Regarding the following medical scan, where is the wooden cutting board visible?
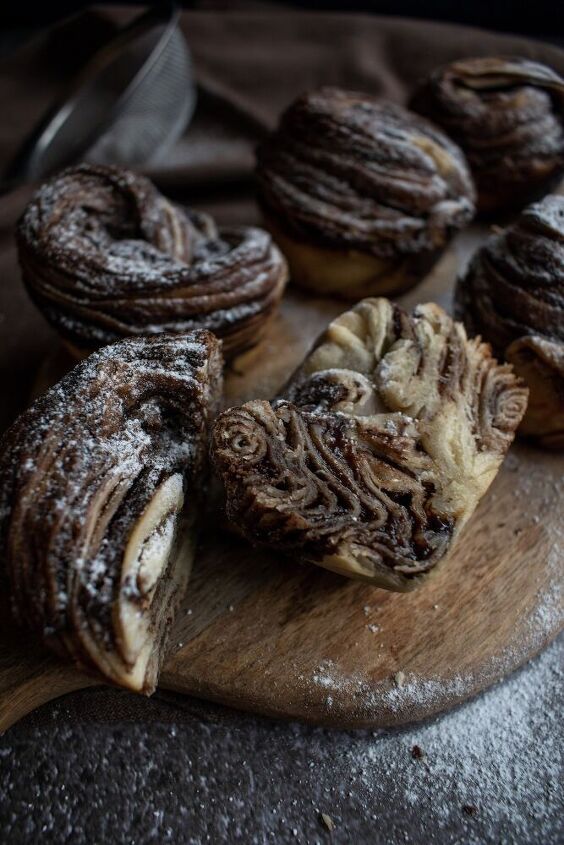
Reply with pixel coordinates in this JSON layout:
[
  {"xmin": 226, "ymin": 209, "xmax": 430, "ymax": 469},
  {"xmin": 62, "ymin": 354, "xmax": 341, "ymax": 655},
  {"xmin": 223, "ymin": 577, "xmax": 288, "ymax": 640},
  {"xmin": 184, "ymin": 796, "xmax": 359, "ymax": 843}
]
[{"xmin": 0, "ymin": 228, "xmax": 562, "ymax": 733}]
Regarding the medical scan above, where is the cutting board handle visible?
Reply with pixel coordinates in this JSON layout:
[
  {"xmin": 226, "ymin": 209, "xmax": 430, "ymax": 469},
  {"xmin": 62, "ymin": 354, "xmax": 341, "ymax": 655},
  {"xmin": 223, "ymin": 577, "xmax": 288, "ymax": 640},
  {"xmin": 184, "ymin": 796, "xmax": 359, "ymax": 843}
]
[{"xmin": 0, "ymin": 622, "xmax": 96, "ymax": 733}]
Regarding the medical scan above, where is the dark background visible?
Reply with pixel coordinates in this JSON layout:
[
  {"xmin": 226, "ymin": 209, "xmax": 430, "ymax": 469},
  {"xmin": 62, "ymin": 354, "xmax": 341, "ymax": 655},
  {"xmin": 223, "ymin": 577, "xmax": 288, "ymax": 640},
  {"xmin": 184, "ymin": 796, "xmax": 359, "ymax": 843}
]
[{"xmin": 2, "ymin": 0, "xmax": 564, "ymax": 40}]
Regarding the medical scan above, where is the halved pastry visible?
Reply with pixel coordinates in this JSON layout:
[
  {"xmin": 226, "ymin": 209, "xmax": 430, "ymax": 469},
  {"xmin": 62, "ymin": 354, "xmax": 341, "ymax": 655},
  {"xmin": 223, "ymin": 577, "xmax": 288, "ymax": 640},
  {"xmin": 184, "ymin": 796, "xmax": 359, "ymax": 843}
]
[
  {"xmin": 0, "ymin": 331, "xmax": 222, "ymax": 692},
  {"xmin": 212, "ymin": 299, "xmax": 527, "ymax": 591},
  {"xmin": 17, "ymin": 164, "xmax": 288, "ymax": 359}
]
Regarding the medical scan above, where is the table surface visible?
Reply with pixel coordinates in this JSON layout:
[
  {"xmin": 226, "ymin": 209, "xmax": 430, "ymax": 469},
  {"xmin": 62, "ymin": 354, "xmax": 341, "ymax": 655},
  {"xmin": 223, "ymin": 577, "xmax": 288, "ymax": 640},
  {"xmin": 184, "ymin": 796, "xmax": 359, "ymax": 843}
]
[{"xmin": 0, "ymin": 636, "xmax": 562, "ymax": 844}]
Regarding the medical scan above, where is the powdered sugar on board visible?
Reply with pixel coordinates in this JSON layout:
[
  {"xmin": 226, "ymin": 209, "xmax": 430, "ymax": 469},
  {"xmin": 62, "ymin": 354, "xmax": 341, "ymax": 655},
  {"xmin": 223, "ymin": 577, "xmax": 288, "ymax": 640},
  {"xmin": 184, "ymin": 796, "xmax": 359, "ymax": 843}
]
[{"xmin": 307, "ymin": 560, "xmax": 562, "ymax": 723}]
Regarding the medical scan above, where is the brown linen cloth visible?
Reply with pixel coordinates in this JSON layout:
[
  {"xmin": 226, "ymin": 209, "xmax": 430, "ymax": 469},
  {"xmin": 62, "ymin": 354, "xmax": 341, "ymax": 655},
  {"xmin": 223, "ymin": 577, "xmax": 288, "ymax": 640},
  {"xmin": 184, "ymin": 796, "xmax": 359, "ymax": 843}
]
[{"xmin": 0, "ymin": 6, "xmax": 563, "ymax": 722}]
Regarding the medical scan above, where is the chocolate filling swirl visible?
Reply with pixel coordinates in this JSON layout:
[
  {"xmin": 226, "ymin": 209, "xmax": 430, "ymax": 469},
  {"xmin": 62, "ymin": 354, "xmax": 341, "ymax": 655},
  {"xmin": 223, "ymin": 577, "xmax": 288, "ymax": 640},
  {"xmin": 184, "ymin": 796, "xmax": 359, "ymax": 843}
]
[
  {"xmin": 456, "ymin": 194, "xmax": 564, "ymax": 447},
  {"xmin": 256, "ymin": 88, "xmax": 475, "ymax": 257},
  {"xmin": 411, "ymin": 57, "xmax": 564, "ymax": 213},
  {"xmin": 17, "ymin": 164, "xmax": 288, "ymax": 358},
  {"xmin": 0, "ymin": 332, "xmax": 223, "ymax": 691},
  {"xmin": 212, "ymin": 299, "xmax": 527, "ymax": 591}
]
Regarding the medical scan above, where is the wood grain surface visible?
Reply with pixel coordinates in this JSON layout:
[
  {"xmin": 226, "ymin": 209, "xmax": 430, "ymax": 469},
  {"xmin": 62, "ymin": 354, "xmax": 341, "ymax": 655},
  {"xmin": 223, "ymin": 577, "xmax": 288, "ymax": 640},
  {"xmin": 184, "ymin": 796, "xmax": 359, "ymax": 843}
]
[{"xmin": 0, "ymin": 227, "xmax": 562, "ymax": 733}]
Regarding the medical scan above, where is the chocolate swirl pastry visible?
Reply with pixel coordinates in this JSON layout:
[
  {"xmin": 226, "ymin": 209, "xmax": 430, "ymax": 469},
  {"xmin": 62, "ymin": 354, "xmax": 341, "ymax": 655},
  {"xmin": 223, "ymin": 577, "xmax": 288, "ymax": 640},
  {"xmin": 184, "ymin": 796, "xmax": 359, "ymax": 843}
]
[
  {"xmin": 17, "ymin": 164, "xmax": 288, "ymax": 359},
  {"xmin": 456, "ymin": 194, "xmax": 564, "ymax": 448},
  {"xmin": 0, "ymin": 331, "xmax": 222, "ymax": 692},
  {"xmin": 255, "ymin": 87, "xmax": 475, "ymax": 300},
  {"xmin": 410, "ymin": 57, "xmax": 564, "ymax": 213},
  {"xmin": 212, "ymin": 299, "xmax": 527, "ymax": 591}
]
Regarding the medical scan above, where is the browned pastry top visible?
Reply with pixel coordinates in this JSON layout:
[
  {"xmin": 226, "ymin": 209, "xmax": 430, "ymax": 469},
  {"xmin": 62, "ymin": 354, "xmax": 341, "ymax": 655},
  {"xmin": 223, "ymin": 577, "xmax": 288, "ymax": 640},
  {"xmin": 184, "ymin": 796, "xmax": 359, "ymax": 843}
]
[
  {"xmin": 456, "ymin": 194, "xmax": 564, "ymax": 447},
  {"xmin": 410, "ymin": 57, "xmax": 564, "ymax": 210},
  {"xmin": 255, "ymin": 87, "xmax": 475, "ymax": 256},
  {"xmin": 17, "ymin": 164, "xmax": 287, "ymax": 357},
  {"xmin": 212, "ymin": 299, "xmax": 527, "ymax": 591},
  {"xmin": 0, "ymin": 331, "xmax": 223, "ymax": 691},
  {"xmin": 456, "ymin": 194, "xmax": 564, "ymax": 353}
]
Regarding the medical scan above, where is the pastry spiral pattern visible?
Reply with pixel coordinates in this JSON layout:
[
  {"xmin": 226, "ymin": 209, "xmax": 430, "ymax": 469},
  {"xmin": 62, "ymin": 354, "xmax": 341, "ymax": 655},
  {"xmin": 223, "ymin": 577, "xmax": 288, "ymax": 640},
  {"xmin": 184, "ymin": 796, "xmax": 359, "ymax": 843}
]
[
  {"xmin": 212, "ymin": 299, "xmax": 527, "ymax": 591},
  {"xmin": 255, "ymin": 87, "xmax": 475, "ymax": 299},
  {"xmin": 411, "ymin": 57, "xmax": 564, "ymax": 213},
  {"xmin": 456, "ymin": 194, "xmax": 564, "ymax": 448},
  {"xmin": 0, "ymin": 332, "xmax": 223, "ymax": 692},
  {"xmin": 17, "ymin": 164, "xmax": 288, "ymax": 358}
]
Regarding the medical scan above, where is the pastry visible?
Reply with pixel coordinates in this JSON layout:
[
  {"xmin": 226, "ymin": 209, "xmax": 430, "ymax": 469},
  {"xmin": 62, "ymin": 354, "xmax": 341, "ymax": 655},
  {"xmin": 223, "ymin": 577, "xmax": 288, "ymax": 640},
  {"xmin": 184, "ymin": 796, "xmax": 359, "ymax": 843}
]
[
  {"xmin": 0, "ymin": 331, "xmax": 223, "ymax": 692},
  {"xmin": 410, "ymin": 57, "xmax": 564, "ymax": 213},
  {"xmin": 456, "ymin": 194, "xmax": 564, "ymax": 448},
  {"xmin": 212, "ymin": 299, "xmax": 527, "ymax": 591},
  {"xmin": 255, "ymin": 87, "xmax": 475, "ymax": 299},
  {"xmin": 17, "ymin": 164, "xmax": 288, "ymax": 359}
]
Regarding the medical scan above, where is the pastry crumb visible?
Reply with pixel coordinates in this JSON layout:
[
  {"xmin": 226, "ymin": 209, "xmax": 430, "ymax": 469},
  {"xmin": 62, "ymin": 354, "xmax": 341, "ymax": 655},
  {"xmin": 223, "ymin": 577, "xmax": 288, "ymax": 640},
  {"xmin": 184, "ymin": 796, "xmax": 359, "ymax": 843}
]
[
  {"xmin": 462, "ymin": 804, "xmax": 478, "ymax": 816},
  {"xmin": 319, "ymin": 812, "xmax": 335, "ymax": 831}
]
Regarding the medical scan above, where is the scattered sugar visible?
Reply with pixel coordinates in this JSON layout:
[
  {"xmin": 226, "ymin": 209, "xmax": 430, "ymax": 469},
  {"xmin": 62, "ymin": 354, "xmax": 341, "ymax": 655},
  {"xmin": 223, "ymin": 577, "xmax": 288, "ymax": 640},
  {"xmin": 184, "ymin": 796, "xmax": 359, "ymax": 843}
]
[
  {"xmin": 0, "ymin": 332, "xmax": 218, "ymax": 629},
  {"xmin": 349, "ymin": 641, "xmax": 562, "ymax": 841},
  {"xmin": 3, "ymin": 640, "xmax": 560, "ymax": 842},
  {"xmin": 19, "ymin": 168, "xmax": 282, "ymax": 346},
  {"xmin": 311, "ymin": 672, "xmax": 334, "ymax": 689},
  {"xmin": 308, "ymin": 568, "xmax": 562, "ymax": 721}
]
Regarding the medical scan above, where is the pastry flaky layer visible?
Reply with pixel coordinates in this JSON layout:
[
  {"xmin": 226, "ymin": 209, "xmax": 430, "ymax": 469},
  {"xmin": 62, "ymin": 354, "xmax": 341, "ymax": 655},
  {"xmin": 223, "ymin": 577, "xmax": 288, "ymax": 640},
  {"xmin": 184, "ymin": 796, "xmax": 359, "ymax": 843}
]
[
  {"xmin": 256, "ymin": 87, "xmax": 475, "ymax": 298},
  {"xmin": 0, "ymin": 331, "xmax": 223, "ymax": 692},
  {"xmin": 456, "ymin": 194, "xmax": 564, "ymax": 448},
  {"xmin": 212, "ymin": 299, "xmax": 527, "ymax": 591},
  {"xmin": 411, "ymin": 56, "xmax": 564, "ymax": 213},
  {"xmin": 17, "ymin": 164, "xmax": 288, "ymax": 359}
]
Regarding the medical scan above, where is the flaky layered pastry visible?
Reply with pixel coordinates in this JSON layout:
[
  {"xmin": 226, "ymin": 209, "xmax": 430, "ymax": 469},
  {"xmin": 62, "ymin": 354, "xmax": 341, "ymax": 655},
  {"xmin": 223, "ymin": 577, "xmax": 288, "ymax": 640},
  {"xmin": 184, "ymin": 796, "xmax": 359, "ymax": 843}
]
[
  {"xmin": 457, "ymin": 194, "xmax": 564, "ymax": 448},
  {"xmin": 0, "ymin": 332, "xmax": 222, "ymax": 692},
  {"xmin": 411, "ymin": 57, "xmax": 564, "ymax": 213},
  {"xmin": 212, "ymin": 299, "xmax": 527, "ymax": 591},
  {"xmin": 17, "ymin": 164, "xmax": 287, "ymax": 359},
  {"xmin": 255, "ymin": 87, "xmax": 475, "ymax": 300}
]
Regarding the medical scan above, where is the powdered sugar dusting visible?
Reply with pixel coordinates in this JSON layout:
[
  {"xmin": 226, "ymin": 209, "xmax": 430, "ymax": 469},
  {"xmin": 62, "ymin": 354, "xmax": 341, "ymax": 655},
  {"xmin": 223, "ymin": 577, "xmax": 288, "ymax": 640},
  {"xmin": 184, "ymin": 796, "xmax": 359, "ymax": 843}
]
[
  {"xmin": 348, "ymin": 639, "xmax": 563, "ymax": 842},
  {"xmin": 0, "ymin": 331, "xmax": 222, "ymax": 679},
  {"xmin": 17, "ymin": 164, "xmax": 287, "ymax": 355},
  {"xmin": 1, "ymin": 639, "xmax": 560, "ymax": 843}
]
